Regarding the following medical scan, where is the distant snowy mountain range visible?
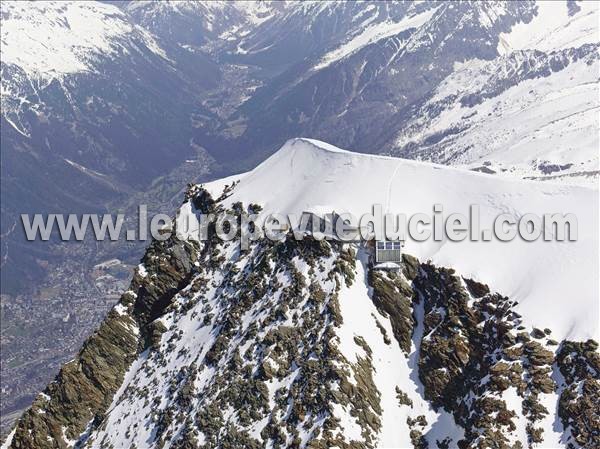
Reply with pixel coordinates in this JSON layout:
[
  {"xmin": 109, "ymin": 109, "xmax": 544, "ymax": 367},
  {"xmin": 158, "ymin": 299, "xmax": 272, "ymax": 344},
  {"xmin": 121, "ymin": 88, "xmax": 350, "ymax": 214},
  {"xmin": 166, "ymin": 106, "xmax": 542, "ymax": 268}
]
[
  {"xmin": 391, "ymin": 1, "xmax": 599, "ymax": 183},
  {"xmin": 2, "ymin": 1, "xmax": 597, "ymax": 187}
]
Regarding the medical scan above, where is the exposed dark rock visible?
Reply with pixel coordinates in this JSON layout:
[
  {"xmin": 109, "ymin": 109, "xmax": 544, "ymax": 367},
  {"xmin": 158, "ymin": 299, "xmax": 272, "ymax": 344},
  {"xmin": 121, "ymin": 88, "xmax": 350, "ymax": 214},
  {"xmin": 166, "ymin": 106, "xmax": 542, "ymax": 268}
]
[
  {"xmin": 462, "ymin": 276, "xmax": 490, "ymax": 298},
  {"xmin": 368, "ymin": 270, "xmax": 415, "ymax": 354},
  {"xmin": 9, "ymin": 187, "xmax": 207, "ymax": 449},
  {"xmin": 8, "ymin": 188, "xmax": 600, "ymax": 448},
  {"xmin": 396, "ymin": 387, "xmax": 413, "ymax": 407},
  {"xmin": 556, "ymin": 340, "xmax": 600, "ymax": 448},
  {"xmin": 531, "ymin": 328, "xmax": 546, "ymax": 339},
  {"xmin": 401, "ymin": 253, "xmax": 420, "ymax": 281}
]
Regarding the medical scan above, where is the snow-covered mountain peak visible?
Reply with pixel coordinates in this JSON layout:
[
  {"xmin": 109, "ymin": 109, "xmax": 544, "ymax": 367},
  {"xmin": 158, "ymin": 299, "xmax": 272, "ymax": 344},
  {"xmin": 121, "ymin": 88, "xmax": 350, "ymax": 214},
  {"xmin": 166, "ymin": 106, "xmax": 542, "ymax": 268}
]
[
  {"xmin": 1, "ymin": 4, "xmax": 599, "ymax": 446},
  {"xmin": 0, "ymin": 1, "xmax": 167, "ymax": 78},
  {"xmin": 207, "ymin": 138, "xmax": 598, "ymax": 342},
  {"xmin": 5, "ymin": 138, "xmax": 598, "ymax": 448}
]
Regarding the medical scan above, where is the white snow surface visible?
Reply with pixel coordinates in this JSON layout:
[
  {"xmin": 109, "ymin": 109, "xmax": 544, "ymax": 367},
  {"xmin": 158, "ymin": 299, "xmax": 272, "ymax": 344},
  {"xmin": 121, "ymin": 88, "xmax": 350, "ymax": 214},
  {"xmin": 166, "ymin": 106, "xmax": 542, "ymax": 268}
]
[
  {"xmin": 206, "ymin": 138, "xmax": 599, "ymax": 341},
  {"xmin": 314, "ymin": 6, "xmax": 439, "ymax": 70},
  {"xmin": 0, "ymin": 1, "xmax": 167, "ymax": 77},
  {"xmin": 395, "ymin": 54, "xmax": 599, "ymax": 185},
  {"xmin": 498, "ymin": 0, "xmax": 599, "ymax": 55},
  {"xmin": 334, "ymin": 248, "xmax": 463, "ymax": 448},
  {"xmin": 392, "ymin": 0, "xmax": 599, "ymax": 186},
  {"xmin": 0, "ymin": 429, "xmax": 15, "ymax": 449}
]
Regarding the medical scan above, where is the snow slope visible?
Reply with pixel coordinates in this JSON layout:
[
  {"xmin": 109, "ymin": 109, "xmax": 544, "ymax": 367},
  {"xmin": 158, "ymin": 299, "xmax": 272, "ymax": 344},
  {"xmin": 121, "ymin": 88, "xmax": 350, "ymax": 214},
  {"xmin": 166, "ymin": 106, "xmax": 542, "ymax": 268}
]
[
  {"xmin": 0, "ymin": 1, "xmax": 168, "ymax": 78},
  {"xmin": 206, "ymin": 138, "xmax": 599, "ymax": 341},
  {"xmin": 388, "ymin": 1, "xmax": 599, "ymax": 185},
  {"xmin": 314, "ymin": 6, "xmax": 439, "ymax": 70},
  {"xmin": 498, "ymin": 0, "xmax": 599, "ymax": 55},
  {"xmin": 393, "ymin": 48, "xmax": 599, "ymax": 184},
  {"xmin": 5, "ymin": 138, "xmax": 597, "ymax": 449}
]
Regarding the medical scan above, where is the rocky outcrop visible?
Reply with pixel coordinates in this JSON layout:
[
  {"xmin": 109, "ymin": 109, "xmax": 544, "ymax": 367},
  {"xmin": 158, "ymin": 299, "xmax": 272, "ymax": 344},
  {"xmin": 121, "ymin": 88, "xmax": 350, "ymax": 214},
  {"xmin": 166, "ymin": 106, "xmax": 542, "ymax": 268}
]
[
  {"xmin": 9, "ymin": 308, "xmax": 139, "ymax": 449},
  {"xmin": 7, "ymin": 187, "xmax": 600, "ymax": 449},
  {"xmin": 133, "ymin": 237, "xmax": 200, "ymax": 338},
  {"xmin": 368, "ymin": 268, "xmax": 415, "ymax": 354},
  {"xmin": 556, "ymin": 340, "xmax": 600, "ymax": 449},
  {"xmin": 414, "ymin": 264, "xmax": 562, "ymax": 448},
  {"xmin": 9, "ymin": 194, "xmax": 205, "ymax": 449}
]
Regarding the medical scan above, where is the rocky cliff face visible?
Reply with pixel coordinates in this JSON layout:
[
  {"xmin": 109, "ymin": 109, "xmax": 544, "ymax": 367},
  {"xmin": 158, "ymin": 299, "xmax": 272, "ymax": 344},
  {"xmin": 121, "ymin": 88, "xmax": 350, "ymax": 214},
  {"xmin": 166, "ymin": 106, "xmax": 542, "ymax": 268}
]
[
  {"xmin": 6, "ymin": 187, "xmax": 599, "ymax": 449},
  {"xmin": 8, "ymin": 234, "xmax": 200, "ymax": 449}
]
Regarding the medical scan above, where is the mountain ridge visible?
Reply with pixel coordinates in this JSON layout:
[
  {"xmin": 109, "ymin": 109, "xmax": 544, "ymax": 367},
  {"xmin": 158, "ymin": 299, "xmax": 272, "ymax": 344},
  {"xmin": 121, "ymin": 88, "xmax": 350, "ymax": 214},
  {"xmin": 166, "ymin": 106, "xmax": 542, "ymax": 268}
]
[
  {"xmin": 3, "ymin": 139, "xmax": 599, "ymax": 449},
  {"xmin": 1, "ymin": 0, "xmax": 598, "ymax": 441},
  {"xmin": 205, "ymin": 138, "xmax": 599, "ymax": 342}
]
